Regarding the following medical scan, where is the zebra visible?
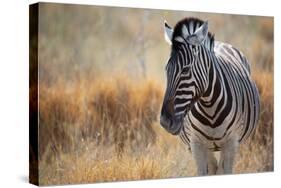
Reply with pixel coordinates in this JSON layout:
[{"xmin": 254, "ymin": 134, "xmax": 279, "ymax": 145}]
[{"xmin": 160, "ymin": 17, "xmax": 260, "ymax": 175}]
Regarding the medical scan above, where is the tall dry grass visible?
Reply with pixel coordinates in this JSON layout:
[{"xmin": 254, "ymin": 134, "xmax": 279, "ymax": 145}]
[
  {"xmin": 38, "ymin": 70, "xmax": 273, "ymax": 185},
  {"xmin": 39, "ymin": 75, "xmax": 162, "ymax": 159},
  {"xmin": 38, "ymin": 76, "xmax": 194, "ymax": 185}
]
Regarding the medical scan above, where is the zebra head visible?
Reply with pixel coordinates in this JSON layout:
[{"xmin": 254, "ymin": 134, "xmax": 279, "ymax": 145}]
[{"xmin": 160, "ymin": 18, "xmax": 211, "ymax": 135}]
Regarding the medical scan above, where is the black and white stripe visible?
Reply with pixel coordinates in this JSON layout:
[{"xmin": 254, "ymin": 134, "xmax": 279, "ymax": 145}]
[{"xmin": 160, "ymin": 17, "xmax": 260, "ymax": 174}]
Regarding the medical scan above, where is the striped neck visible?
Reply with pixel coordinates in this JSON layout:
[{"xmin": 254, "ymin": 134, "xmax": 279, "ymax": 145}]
[{"xmin": 201, "ymin": 53, "xmax": 223, "ymax": 104}]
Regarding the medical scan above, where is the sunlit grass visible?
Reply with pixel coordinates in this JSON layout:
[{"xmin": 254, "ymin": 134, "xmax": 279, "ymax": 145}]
[{"xmin": 38, "ymin": 71, "xmax": 273, "ymax": 185}]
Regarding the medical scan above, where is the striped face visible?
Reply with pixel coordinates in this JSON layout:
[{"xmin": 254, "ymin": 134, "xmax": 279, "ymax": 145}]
[{"xmin": 160, "ymin": 20, "xmax": 209, "ymax": 135}]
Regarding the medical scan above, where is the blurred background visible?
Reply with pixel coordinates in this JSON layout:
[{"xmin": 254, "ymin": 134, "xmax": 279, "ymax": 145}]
[{"xmin": 33, "ymin": 3, "xmax": 273, "ymax": 185}]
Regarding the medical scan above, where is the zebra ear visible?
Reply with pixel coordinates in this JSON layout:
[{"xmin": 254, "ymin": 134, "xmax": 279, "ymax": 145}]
[
  {"xmin": 164, "ymin": 20, "xmax": 173, "ymax": 45},
  {"xmin": 186, "ymin": 21, "xmax": 209, "ymax": 45}
]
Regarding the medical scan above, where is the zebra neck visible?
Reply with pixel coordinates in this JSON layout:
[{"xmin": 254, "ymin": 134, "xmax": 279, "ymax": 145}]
[
  {"xmin": 200, "ymin": 57, "xmax": 225, "ymax": 106},
  {"xmin": 194, "ymin": 58, "xmax": 229, "ymax": 120}
]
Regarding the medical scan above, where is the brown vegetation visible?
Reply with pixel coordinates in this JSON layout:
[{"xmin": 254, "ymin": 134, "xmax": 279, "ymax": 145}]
[{"xmin": 38, "ymin": 71, "xmax": 273, "ymax": 185}]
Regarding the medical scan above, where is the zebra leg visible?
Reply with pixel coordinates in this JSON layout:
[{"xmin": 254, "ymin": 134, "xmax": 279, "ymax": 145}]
[
  {"xmin": 190, "ymin": 142, "xmax": 209, "ymax": 176},
  {"xmin": 217, "ymin": 137, "xmax": 239, "ymax": 174},
  {"xmin": 207, "ymin": 151, "xmax": 217, "ymax": 175}
]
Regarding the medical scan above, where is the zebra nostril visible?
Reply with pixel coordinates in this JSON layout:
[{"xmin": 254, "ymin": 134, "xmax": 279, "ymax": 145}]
[
  {"xmin": 162, "ymin": 98, "xmax": 175, "ymax": 116},
  {"xmin": 160, "ymin": 98, "xmax": 175, "ymax": 131},
  {"xmin": 160, "ymin": 115, "xmax": 171, "ymax": 129},
  {"xmin": 166, "ymin": 98, "xmax": 175, "ymax": 115},
  {"xmin": 160, "ymin": 115, "xmax": 167, "ymax": 127}
]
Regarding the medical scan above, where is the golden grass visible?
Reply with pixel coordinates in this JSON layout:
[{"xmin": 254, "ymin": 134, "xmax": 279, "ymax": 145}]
[
  {"xmin": 39, "ymin": 122, "xmax": 197, "ymax": 185},
  {"xmin": 38, "ymin": 70, "xmax": 273, "ymax": 185}
]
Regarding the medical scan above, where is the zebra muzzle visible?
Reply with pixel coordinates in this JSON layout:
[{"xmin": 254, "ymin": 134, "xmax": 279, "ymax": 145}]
[
  {"xmin": 160, "ymin": 98, "xmax": 184, "ymax": 135},
  {"xmin": 160, "ymin": 114, "xmax": 183, "ymax": 135}
]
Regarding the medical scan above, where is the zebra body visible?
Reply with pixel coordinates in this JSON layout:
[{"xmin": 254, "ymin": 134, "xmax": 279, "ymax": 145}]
[
  {"xmin": 160, "ymin": 18, "xmax": 260, "ymax": 175},
  {"xmin": 180, "ymin": 41, "xmax": 259, "ymax": 150}
]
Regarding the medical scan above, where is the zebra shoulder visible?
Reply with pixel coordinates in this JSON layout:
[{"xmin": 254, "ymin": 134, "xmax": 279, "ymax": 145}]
[{"xmin": 214, "ymin": 41, "xmax": 251, "ymax": 74}]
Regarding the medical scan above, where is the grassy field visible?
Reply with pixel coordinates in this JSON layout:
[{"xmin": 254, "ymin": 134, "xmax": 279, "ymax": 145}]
[
  {"xmin": 38, "ymin": 72, "xmax": 273, "ymax": 185},
  {"xmin": 35, "ymin": 3, "xmax": 274, "ymax": 186}
]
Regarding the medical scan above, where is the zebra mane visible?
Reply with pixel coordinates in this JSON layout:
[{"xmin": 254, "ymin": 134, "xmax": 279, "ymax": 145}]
[{"xmin": 172, "ymin": 17, "xmax": 215, "ymax": 51}]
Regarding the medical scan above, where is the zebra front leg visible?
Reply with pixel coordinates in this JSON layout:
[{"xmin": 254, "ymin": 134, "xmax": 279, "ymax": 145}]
[
  {"xmin": 190, "ymin": 142, "xmax": 209, "ymax": 176},
  {"xmin": 207, "ymin": 151, "xmax": 218, "ymax": 175},
  {"xmin": 217, "ymin": 137, "xmax": 239, "ymax": 174}
]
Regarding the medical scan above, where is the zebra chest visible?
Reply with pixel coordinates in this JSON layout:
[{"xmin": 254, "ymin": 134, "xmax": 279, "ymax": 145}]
[
  {"xmin": 183, "ymin": 103, "xmax": 238, "ymax": 143},
  {"xmin": 188, "ymin": 103, "xmax": 221, "ymax": 127}
]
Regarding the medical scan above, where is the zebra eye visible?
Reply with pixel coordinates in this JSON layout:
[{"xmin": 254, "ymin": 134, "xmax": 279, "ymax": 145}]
[{"xmin": 181, "ymin": 66, "xmax": 190, "ymax": 74}]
